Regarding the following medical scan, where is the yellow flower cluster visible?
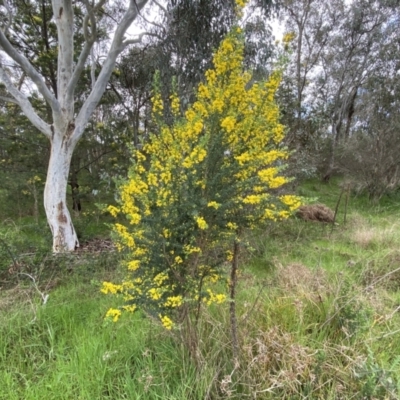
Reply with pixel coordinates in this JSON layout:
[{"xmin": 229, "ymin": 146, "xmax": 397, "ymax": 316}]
[
  {"xmin": 282, "ymin": 32, "xmax": 296, "ymax": 44},
  {"xmin": 101, "ymin": 282, "xmax": 123, "ymax": 295},
  {"xmin": 148, "ymin": 288, "xmax": 162, "ymax": 300},
  {"xmin": 159, "ymin": 314, "xmax": 173, "ymax": 330},
  {"xmin": 203, "ymin": 289, "xmax": 227, "ymax": 306},
  {"xmin": 280, "ymin": 195, "xmax": 302, "ymax": 211},
  {"xmin": 103, "ymin": 10, "xmax": 301, "ymax": 330},
  {"xmin": 164, "ymin": 296, "xmax": 183, "ymax": 308},
  {"xmin": 235, "ymin": 0, "xmax": 247, "ymax": 7},
  {"xmin": 170, "ymin": 93, "xmax": 180, "ymax": 116},
  {"xmin": 152, "ymin": 91, "xmax": 163, "ymax": 117},
  {"xmin": 126, "ymin": 260, "xmax": 140, "ymax": 271},
  {"xmin": 105, "ymin": 308, "xmax": 121, "ymax": 323},
  {"xmin": 196, "ymin": 216, "xmax": 208, "ymax": 230}
]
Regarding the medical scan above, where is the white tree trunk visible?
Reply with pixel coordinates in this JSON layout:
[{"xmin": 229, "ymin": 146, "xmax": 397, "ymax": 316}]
[{"xmin": 44, "ymin": 131, "xmax": 79, "ymax": 252}]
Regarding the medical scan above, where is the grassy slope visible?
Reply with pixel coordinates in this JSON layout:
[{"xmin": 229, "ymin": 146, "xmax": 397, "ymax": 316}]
[{"xmin": 1, "ymin": 179, "xmax": 400, "ymax": 399}]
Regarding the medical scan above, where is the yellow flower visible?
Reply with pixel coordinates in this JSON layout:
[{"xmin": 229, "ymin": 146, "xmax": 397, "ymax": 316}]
[
  {"xmin": 221, "ymin": 116, "xmax": 236, "ymax": 133},
  {"xmin": 127, "ymin": 260, "xmax": 140, "ymax": 271},
  {"xmin": 235, "ymin": 0, "xmax": 247, "ymax": 8},
  {"xmin": 280, "ymin": 195, "xmax": 302, "ymax": 211},
  {"xmin": 282, "ymin": 32, "xmax": 296, "ymax": 44},
  {"xmin": 162, "ymin": 228, "xmax": 171, "ymax": 238},
  {"xmin": 148, "ymin": 288, "xmax": 162, "ymax": 300},
  {"xmin": 101, "ymin": 282, "xmax": 123, "ymax": 295},
  {"xmin": 203, "ymin": 289, "xmax": 227, "ymax": 306},
  {"xmin": 122, "ymin": 304, "xmax": 137, "ymax": 313},
  {"xmin": 154, "ymin": 272, "xmax": 169, "ymax": 286},
  {"xmin": 207, "ymin": 201, "xmax": 220, "ymax": 209},
  {"xmin": 211, "ymin": 99, "xmax": 224, "ymax": 112},
  {"xmin": 226, "ymin": 222, "xmax": 238, "ymax": 230},
  {"xmin": 170, "ymin": 93, "xmax": 180, "ymax": 115},
  {"xmin": 107, "ymin": 205, "xmax": 120, "ymax": 217},
  {"xmin": 159, "ymin": 314, "xmax": 173, "ymax": 330},
  {"xmin": 151, "ymin": 93, "xmax": 164, "ymax": 115},
  {"xmin": 105, "ymin": 308, "xmax": 121, "ymax": 323},
  {"xmin": 164, "ymin": 296, "xmax": 183, "ymax": 308},
  {"xmin": 243, "ymin": 194, "xmax": 263, "ymax": 204},
  {"xmin": 183, "ymin": 245, "xmax": 201, "ymax": 254},
  {"xmin": 174, "ymin": 256, "xmax": 183, "ymax": 264},
  {"xmin": 196, "ymin": 216, "xmax": 208, "ymax": 230}
]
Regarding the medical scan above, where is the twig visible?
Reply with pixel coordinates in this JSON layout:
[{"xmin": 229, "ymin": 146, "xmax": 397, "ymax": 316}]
[
  {"xmin": 18, "ymin": 273, "xmax": 49, "ymax": 305},
  {"xmin": 331, "ymin": 186, "xmax": 344, "ymax": 233},
  {"xmin": 344, "ymin": 183, "xmax": 350, "ymax": 224},
  {"xmin": 240, "ymin": 281, "xmax": 269, "ymax": 325}
]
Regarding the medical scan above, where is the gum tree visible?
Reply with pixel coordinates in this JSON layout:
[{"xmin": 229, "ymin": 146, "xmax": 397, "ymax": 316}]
[{"xmin": 0, "ymin": 0, "xmax": 149, "ymax": 251}]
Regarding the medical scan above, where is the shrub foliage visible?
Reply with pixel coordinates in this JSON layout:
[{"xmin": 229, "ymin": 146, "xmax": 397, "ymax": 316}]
[{"xmin": 102, "ymin": 3, "xmax": 301, "ymax": 331}]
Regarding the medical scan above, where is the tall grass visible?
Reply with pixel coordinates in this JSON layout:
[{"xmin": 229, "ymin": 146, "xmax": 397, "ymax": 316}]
[{"xmin": 1, "ymin": 180, "xmax": 400, "ymax": 399}]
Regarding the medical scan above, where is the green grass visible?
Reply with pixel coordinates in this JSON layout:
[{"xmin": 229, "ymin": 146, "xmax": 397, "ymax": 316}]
[
  {"xmin": 1, "ymin": 179, "xmax": 400, "ymax": 399},
  {"xmin": 0, "ymin": 274, "xmax": 208, "ymax": 400}
]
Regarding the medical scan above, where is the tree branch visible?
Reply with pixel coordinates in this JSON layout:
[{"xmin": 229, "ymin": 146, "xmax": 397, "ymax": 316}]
[
  {"xmin": 139, "ymin": 11, "xmax": 165, "ymax": 32},
  {"xmin": 1, "ymin": 0, "xmax": 12, "ymax": 35},
  {"xmin": 0, "ymin": 31, "xmax": 60, "ymax": 113},
  {"xmin": 65, "ymin": 0, "xmax": 107, "ymax": 105},
  {"xmin": 0, "ymin": 64, "xmax": 52, "ymax": 138},
  {"xmin": 0, "ymin": 95, "xmax": 18, "ymax": 104},
  {"xmin": 65, "ymin": 43, "xmax": 94, "ymax": 106},
  {"xmin": 123, "ymin": 31, "xmax": 162, "ymax": 47},
  {"xmin": 51, "ymin": 0, "xmax": 74, "ymax": 114},
  {"xmin": 74, "ymin": 0, "xmax": 149, "ymax": 141},
  {"xmin": 152, "ymin": 0, "xmax": 167, "ymax": 14}
]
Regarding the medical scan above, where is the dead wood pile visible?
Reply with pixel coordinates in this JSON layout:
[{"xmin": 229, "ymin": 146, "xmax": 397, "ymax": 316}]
[{"xmin": 296, "ymin": 204, "xmax": 335, "ymax": 223}]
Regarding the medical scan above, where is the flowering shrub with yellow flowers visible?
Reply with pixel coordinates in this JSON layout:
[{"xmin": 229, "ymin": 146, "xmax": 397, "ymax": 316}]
[{"xmin": 102, "ymin": 0, "xmax": 301, "ymax": 332}]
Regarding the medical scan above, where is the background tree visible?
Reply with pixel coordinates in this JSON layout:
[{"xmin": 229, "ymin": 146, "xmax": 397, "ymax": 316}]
[
  {"xmin": 318, "ymin": 0, "xmax": 387, "ymax": 181},
  {"xmin": 279, "ymin": 0, "xmax": 393, "ymax": 183},
  {"xmin": 336, "ymin": 4, "xmax": 400, "ymax": 199},
  {"xmin": 96, "ymin": 0, "xmax": 278, "ymax": 197}
]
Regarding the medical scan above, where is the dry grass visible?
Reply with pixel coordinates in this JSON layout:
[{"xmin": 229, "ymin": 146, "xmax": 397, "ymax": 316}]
[
  {"xmin": 240, "ymin": 326, "xmax": 316, "ymax": 397},
  {"xmin": 350, "ymin": 221, "xmax": 399, "ymax": 249},
  {"xmin": 0, "ymin": 284, "xmax": 37, "ymax": 312},
  {"xmin": 275, "ymin": 262, "xmax": 327, "ymax": 294}
]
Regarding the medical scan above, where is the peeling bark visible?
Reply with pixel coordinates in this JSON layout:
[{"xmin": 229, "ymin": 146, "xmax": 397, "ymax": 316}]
[{"xmin": 44, "ymin": 130, "xmax": 79, "ymax": 252}]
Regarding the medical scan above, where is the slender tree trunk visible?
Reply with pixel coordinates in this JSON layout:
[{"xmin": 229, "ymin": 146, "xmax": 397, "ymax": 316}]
[
  {"xmin": 70, "ymin": 173, "xmax": 81, "ymax": 212},
  {"xmin": 324, "ymin": 120, "xmax": 340, "ymax": 182},
  {"xmin": 230, "ymin": 239, "xmax": 240, "ymax": 361},
  {"xmin": 44, "ymin": 132, "xmax": 79, "ymax": 252},
  {"xmin": 70, "ymin": 155, "xmax": 82, "ymax": 212}
]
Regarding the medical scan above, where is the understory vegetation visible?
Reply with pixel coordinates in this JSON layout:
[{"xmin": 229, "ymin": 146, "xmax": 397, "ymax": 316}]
[
  {"xmin": 1, "ymin": 179, "xmax": 400, "ymax": 399},
  {"xmin": 1, "ymin": 0, "xmax": 400, "ymax": 399}
]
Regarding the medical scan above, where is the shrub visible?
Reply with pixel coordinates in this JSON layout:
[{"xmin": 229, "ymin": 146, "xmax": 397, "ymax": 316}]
[{"xmin": 102, "ymin": 0, "xmax": 300, "ymax": 349}]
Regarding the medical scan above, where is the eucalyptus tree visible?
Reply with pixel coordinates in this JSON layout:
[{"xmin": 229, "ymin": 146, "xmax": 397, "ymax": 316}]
[
  {"xmin": 280, "ymin": 0, "xmax": 391, "ymax": 180},
  {"xmin": 0, "ymin": 0, "xmax": 150, "ymax": 252},
  {"xmin": 279, "ymin": 0, "xmax": 337, "ymax": 148},
  {"xmin": 318, "ymin": 0, "xmax": 388, "ymax": 180},
  {"xmin": 336, "ymin": 6, "xmax": 400, "ymax": 199}
]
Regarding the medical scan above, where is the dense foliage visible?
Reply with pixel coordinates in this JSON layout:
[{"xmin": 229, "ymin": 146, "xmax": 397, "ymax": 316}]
[{"xmin": 102, "ymin": 6, "xmax": 300, "ymax": 330}]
